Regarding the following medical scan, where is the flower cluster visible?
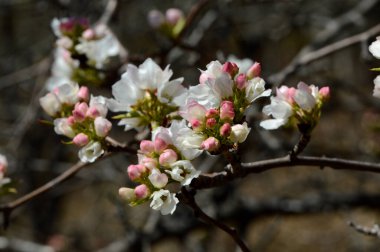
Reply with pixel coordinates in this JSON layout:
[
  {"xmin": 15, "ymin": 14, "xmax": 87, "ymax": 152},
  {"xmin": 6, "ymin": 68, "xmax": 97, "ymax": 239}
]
[
  {"xmin": 369, "ymin": 37, "xmax": 380, "ymax": 98},
  {"xmin": 118, "ymin": 121, "xmax": 200, "ymax": 215},
  {"xmin": 260, "ymin": 82, "xmax": 330, "ymax": 132},
  {"xmin": 0, "ymin": 154, "xmax": 15, "ymax": 195},
  {"xmin": 179, "ymin": 60, "xmax": 270, "ymax": 153},
  {"xmin": 46, "ymin": 17, "xmax": 127, "ymax": 90},
  {"xmin": 39, "ymin": 82, "xmax": 111, "ymax": 163},
  {"xmin": 147, "ymin": 8, "xmax": 186, "ymax": 38},
  {"xmin": 108, "ymin": 58, "xmax": 186, "ymax": 131}
]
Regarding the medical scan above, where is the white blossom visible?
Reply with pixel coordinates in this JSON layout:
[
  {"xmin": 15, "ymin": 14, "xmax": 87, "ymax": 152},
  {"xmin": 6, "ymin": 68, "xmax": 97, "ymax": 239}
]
[
  {"xmin": 150, "ymin": 189, "xmax": 179, "ymax": 215},
  {"xmin": 229, "ymin": 122, "xmax": 251, "ymax": 143},
  {"xmin": 245, "ymin": 77, "xmax": 271, "ymax": 103},
  {"xmin": 148, "ymin": 169, "xmax": 168, "ymax": 188},
  {"xmin": 294, "ymin": 82, "xmax": 317, "ymax": 110},
  {"xmin": 168, "ymin": 160, "xmax": 200, "ymax": 186},
  {"xmin": 54, "ymin": 118, "xmax": 75, "ymax": 138},
  {"xmin": 39, "ymin": 93, "xmax": 62, "ymax": 116},
  {"xmin": 78, "ymin": 141, "xmax": 104, "ymax": 163},
  {"xmin": 374, "ymin": 76, "xmax": 380, "ymax": 98},
  {"xmin": 369, "ymin": 38, "xmax": 380, "ymax": 59}
]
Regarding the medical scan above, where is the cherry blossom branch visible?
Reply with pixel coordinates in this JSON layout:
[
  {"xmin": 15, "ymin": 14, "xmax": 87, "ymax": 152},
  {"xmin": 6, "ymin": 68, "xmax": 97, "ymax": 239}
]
[
  {"xmin": 180, "ymin": 187, "xmax": 250, "ymax": 252},
  {"xmin": 191, "ymin": 155, "xmax": 380, "ymax": 189},
  {"xmin": 348, "ymin": 221, "xmax": 380, "ymax": 238}
]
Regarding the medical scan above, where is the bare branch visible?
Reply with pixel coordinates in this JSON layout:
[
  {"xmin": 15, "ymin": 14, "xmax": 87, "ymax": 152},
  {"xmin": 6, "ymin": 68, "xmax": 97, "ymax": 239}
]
[{"xmin": 180, "ymin": 187, "xmax": 251, "ymax": 252}]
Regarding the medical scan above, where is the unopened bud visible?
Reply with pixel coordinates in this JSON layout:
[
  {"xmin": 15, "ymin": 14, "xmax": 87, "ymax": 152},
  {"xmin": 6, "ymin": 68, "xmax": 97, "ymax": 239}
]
[
  {"xmin": 154, "ymin": 137, "xmax": 168, "ymax": 153},
  {"xmin": 165, "ymin": 8, "xmax": 184, "ymax": 25},
  {"xmin": 206, "ymin": 108, "xmax": 218, "ymax": 118},
  {"xmin": 72, "ymin": 102, "xmax": 88, "ymax": 122},
  {"xmin": 247, "ymin": 62, "xmax": 261, "ymax": 78},
  {"xmin": 119, "ymin": 187, "xmax": 136, "ymax": 202},
  {"xmin": 94, "ymin": 117, "xmax": 112, "ymax": 137},
  {"xmin": 82, "ymin": 29, "xmax": 95, "ymax": 40},
  {"xmin": 159, "ymin": 149, "xmax": 178, "ymax": 166},
  {"xmin": 235, "ymin": 73, "xmax": 247, "ymax": 90},
  {"xmin": 222, "ymin": 62, "xmax": 239, "ymax": 77},
  {"xmin": 77, "ymin": 86, "xmax": 89, "ymax": 102},
  {"xmin": 128, "ymin": 164, "xmax": 146, "ymax": 181},
  {"xmin": 206, "ymin": 118, "xmax": 217, "ymax": 128},
  {"xmin": 148, "ymin": 169, "xmax": 168, "ymax": 188},
  {"xmin": 220, "ymin": 100, "xmax": 235, "ymax": 121},
  {"xmin": 140, "ymin": 140, "xmax": 155, "ymax": 153},
  {"xmin": 134, "ymin": 184, "xmax": 150, "ymax": 199},
  {"xmin": 73, "ymin": 133, "xmax": 90, "ymax": 147},
  {"xmin": 220, "ymin": 123, "xmax": 231, "ymax": 137},
  {"xmin": 319, "ymin": 86, "xmax": 330, "ymax": 99},
  {"xmin": 201, "ymin": 137, "xmax": 220, "ymax": 152}
]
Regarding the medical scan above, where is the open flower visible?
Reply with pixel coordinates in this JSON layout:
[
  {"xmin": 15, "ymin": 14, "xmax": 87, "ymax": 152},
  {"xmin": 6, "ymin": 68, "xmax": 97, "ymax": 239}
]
[
  {"xmin": 108, "ymin": 58, "xmax": 186, "ymax": 131},
  {"xmin": 78, "ymin": 141, "xmax": 104, "ymax": 163},
  {"xmin": 150, "ymin": 189, "xmax": 179, "ymax": 215}
]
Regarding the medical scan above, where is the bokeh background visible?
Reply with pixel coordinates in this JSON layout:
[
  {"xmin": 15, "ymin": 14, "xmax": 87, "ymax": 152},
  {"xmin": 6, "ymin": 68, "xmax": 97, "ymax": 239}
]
[{"xmin": 1, "ymin": 0, "xmax": 380, "ymax": 251}]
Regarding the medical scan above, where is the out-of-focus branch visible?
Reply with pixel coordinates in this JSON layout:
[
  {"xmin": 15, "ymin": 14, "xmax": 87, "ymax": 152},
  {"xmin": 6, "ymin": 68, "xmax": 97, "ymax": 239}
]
[
  {"xmin": 348, "ymin": 221, "xmax": 380, "ymax": 238},
  {"xmin": 268, "ymin": 0, "xmax": 380, "ymax": 84},
  {"xmin": 191, "ymin": 155, "xmax": 380, "ymax": 189},
  {"xmin": 180, "ymin": 187, "xmax": 251, "ymax": 252},
  {"xmin": 97, "ymin": 0, "xmax": 118, "ymax": 25}
]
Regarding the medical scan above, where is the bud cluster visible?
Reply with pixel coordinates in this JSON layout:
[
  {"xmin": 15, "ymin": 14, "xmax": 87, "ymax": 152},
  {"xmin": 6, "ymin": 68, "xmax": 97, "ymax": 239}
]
[
  {"xmin": 40, "ymin": 82, "xmax": 111, "ymax": 163},
  {"xmin": 118, "ymin": 126, "xmax": 200, "ymax": 215},
  {"xmin": 260, "ymin": 82, "xmax": 330, "ymax": 132},
  {"xmin": 47, "ymin": 17, "xmax": 126, "ymax": 90},
  {"xmin": 179, "ymin": 60, "xmax": 270, "ymax": 153},
  {"xmin": 147, "ymin": 8, "xmax": 186, "ymax": 38}
]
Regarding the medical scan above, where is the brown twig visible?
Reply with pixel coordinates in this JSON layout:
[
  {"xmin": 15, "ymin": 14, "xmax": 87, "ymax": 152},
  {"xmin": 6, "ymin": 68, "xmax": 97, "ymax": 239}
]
[
  {"xmin": 180, "ymin": 187, "xmax": 251, "ymax": 252},
  {"xmin": 290, "ymin": 133, "xmax": 311, "ymax": 159},
  {"xmin": 191, "ymin": 155, "xmax": 380, "ymax": 189}
]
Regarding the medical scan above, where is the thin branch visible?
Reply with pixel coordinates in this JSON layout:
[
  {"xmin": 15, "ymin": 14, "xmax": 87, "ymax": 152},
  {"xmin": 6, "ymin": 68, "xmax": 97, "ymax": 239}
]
[
  {"xmin": 348, "ymin": 221, "xmax": 380, "ymax": 238},
  {"xmin": 180, "ymin": 187, "xmax": 250, "ymax": 252},
  {"xmin": 290, "ymin": 133, "xmax": 311, "ymax": 159},
  {"xmin": 96, "ymin": 0, "xmax": 118, "ymax": 25},
  {"xmin": 268, "ymin": 0, "xmax": 380, "ymax": 85},
  {"xmin": 191, "ymin": 155, "xmax": 380, "ymax": 189}
]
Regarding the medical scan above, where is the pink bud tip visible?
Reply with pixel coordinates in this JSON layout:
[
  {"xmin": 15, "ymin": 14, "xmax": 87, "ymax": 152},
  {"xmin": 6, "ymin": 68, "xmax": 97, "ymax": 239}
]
[
  {"xmin": 82, "ymin": 29, "xmax": 95, "ymax": 40},
  {"xmin": 77, "ymin": 86, "xmax": 90, "ymax": 102},
  {"xmin": 247, "ymin": 62, "xmax": 261, "ymax": 78},
  {"xmin": 220, "ymin": 123, "xmax": 232, "ymax": 137},
  {"xmin": 201, "ymin": 137, "xmax": 220, "ymax": 152},
  {"xmin": 134, "ymin": 184, "xmax": 150, "ymax": 199},
  {"xmin": 94, "ymin": 117, "xmax": 112, "ymax": 138},
  {"xmin": 190, "ymin": 118, "xmax": 202, "ymax": 129},
  {"xmin": 165, "ymin": 8, "xmax": 184, "ymax": 25},
  {"xmin": 128, "ymin": 164, "xmax": 146, "ymax": 181},
  {"xmin": 206, "ymin": 118, "xmax": 217, "ymax": 128},
  {"xmin": 159, "ymin": 149, "xmax": 178, "ymax": 166},
  {"xmin": 222, "ymin": 62, "xmax": 239, "ymax": 77},
  {"xmin": 154, "ymin": 137, "xmax": 168, "ymax": 153},
  {"xmin": 67, "ymin": 116, "xmax": 76, "ymax": 126},
  {"xmin": 140, "ymin": 140, "xmax": 155, "ymax": 153},
  {"xmin": 319, "ymin": 86, "xmax": 330, "ymax": 99},
  {"xmin": 235, "ymin": 73, "xmax": 247, "ymax": 90},
  {"xmin": 73, "ymin": 133, "xmax": 89, "ymax": 147},
  {"xmin": 86, "ymin": 107, "xmax": 100, "ymax": 118},
  {"xmin": 220, "ymin": 100, "xmax": 235, "ymax": 121},
  {"xmin": 206, "ymin": 108, "xmax": 219, "ymax": 118},
  {"xmin": 72, "ymin": 102, "xmax": 89, "ymax": 122}
]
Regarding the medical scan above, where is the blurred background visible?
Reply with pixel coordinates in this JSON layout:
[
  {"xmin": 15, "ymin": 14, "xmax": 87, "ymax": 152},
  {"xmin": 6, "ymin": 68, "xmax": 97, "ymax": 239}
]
[{"xmin": 1, "ymin": 0, "xmax": 380, "ymax": 251}]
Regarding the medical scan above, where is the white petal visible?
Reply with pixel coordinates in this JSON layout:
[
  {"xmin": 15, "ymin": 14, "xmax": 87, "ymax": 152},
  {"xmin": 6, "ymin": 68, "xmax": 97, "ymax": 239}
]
[
  {"xmin": 260, "ymin": 118, "xmax": 287, "ymax": 130},
  {"xmin": 369, "ymin": 39, "xmax": 380, "ymax": 59}
]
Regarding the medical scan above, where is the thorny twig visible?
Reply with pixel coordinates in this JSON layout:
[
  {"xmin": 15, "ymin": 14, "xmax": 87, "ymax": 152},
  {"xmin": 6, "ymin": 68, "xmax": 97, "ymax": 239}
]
[{"xmin": 180, "ymin": 187, "xmax": 251, "ymax": 252}]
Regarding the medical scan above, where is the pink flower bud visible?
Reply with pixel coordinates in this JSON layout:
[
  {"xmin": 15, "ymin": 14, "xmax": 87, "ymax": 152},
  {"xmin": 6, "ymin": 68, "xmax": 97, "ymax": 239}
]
[
  {"xmin": 319, "ymin": 86, "xmax": 330, "ymax": 99},
  {"xmin": 206, "ymin": 118, "xmax": 217, "ymax": 128},
  {"xmin": 201, "ymin": 137, "xmax": 220, "ymax": 152},
  {"xmin": 67, "ymin": 116, "xmax": 76, "ymax": 126},
  {"xmin": 72, "ymin": 102, "xmax": 88, "ymax": 122},
  {"xmin": 140, "ymin": 140, "xmax": 155, "ymax": 153},
  {"xmin": 220, "ymin": 123, "xmax": 231, "ymax": 137},
  {"xmin": 222, "ymin": 62, "xmax": 239, "ymax": 77},
  {"xmin": 0, "ymin": 154, "xmax": 8, "ymax": 175},
  {"xmin": 86, "ymin": 107, "xmax": 100, "ymax": 118},
  {"xmin": 128, "ymin": 164, "xmax": 146, "ymax": 181},
  {"xmin": 77, "ymin": 86, "xmax": 89, "ymax": 102},
  {"xmin": 148, "ymin": 10, "xmax": 165, "ymax": 28},
  {"xmin": 220, "ymin": 101, "xmax": 235, "ymax": 121},
  {"xmin": 165, "ymin": 8, "xmax": 184, "ymax": 25},
  {"xmin": 206, "ymin": 108, "xmax": 219, "ymax": 118},
  {"xmin": 141, "ymin": 157, "xmax": 157, "ymax": 170},
  {"xmin": 235, "ymin": 73, "xmax": 247, "ymax": 90},
  {"xmin": 73, "ymin": 133, "xmax": 90, "ymax": 147},
  {"xmin": 94, "ymin": 117, "xmax": 112, "ymax": 137},
  {"xmin": 159, "ymin": 149, "xmax": 178, "ymax": 166},
  {"xmin": 247, "ymin": 62, "xmax": 261, "ymax": 78},
  {"xmin": 154, "ymin": 137, "xmax": 168, "ymax": 153},
  {"xmin": 190, "ymin": 118, "xmax": 202, "ymax": 129},
  {"xmin": 82, "ymin": 29, "xmax": 95, "ymax": 40},
  {"xmin": 119, "ymin": 187, "xmax": 136, "ymax": 202},
  {"xmin": 134, "ymin": 184, "xmax": 150, "ymax": 199}
]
